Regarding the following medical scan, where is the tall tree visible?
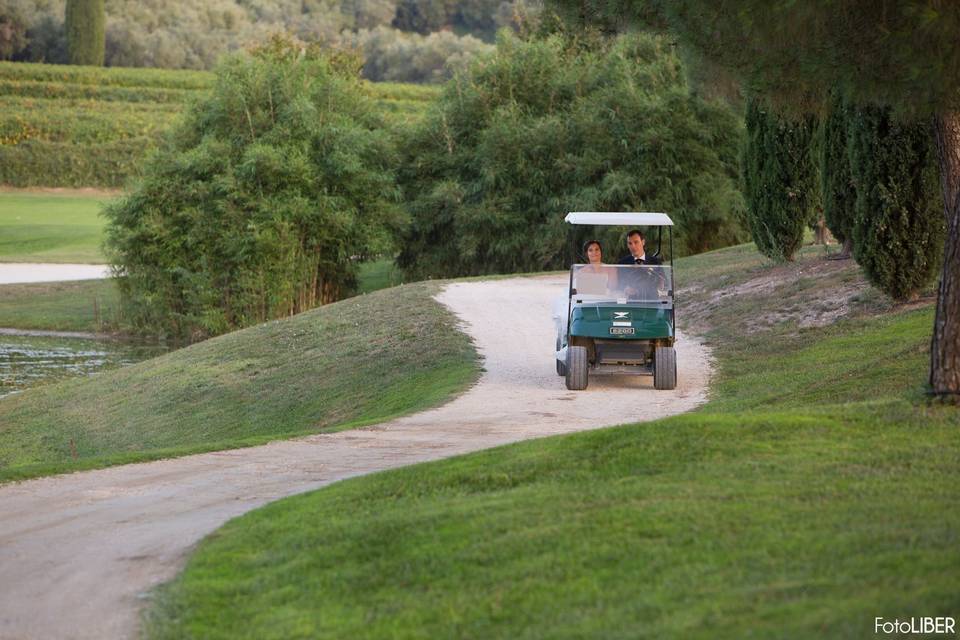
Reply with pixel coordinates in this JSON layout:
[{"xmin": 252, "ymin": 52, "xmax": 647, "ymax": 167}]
[
  {"xmin": 742, "ymin": 98, "xmax": 817, "ymax": 262},
  {"xmin": 65, "ymin": 0, "xmax": 105, "ymax": 65},
  {"xmin": 848, "ymin": 104, "xmax": 945, "ymax": 301},
  {"xmin": 547, "ymin": 0, "xmax": 960, "ymax": 398},
  {"xmin": 820, "ymin": 91, "xmax": 856, "ymax": 258}
]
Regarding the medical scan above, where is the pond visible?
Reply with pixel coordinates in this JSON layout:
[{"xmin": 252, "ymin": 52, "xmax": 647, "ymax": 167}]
[{"xmin": 0, "ymin": 332, "xmax": 170, "ymax": 400}]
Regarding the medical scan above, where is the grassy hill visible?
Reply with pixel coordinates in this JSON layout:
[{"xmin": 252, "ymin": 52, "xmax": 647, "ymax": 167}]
[
  {"xmin": 143, "ymin": 244, "xmax": 959, "ymax": 639},
  {"xmin": 0, "ymin": 279, "xmax": 476, "ymax": 481},
  {"xmin": 0, "ymin": 62, "xmax": 439, "ymax": 188}
]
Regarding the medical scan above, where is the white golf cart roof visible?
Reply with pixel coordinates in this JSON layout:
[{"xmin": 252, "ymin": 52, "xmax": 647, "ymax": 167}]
[{"xmin": 565, "ymin": 212, "xmax": 674, "ymax": 226}]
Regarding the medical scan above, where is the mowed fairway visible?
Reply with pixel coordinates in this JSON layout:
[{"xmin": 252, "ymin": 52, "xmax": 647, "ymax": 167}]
[{"xmin": 0, "ymin": 192, "xmax": 110, "ymax": 263}]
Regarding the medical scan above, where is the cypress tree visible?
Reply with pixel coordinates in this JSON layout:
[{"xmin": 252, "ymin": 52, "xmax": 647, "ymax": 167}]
[
  {"xmin": 848, "ymin": 105, "xmax": 944, "ymax": 301},
  {"xmin": 819, "ymin": 91, "xmax": 856, "ymax": 257},
  {"xmin": 742, "ymin": 98, "xmax": 817, "ymax": 262},
  {"xmin": 65, "ymin": 0, "xmax": 105, "ymax": 66}
]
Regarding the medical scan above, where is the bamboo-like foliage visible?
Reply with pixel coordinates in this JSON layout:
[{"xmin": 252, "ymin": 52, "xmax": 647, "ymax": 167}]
[
  {"xmin": 64, "ymin": 0, "xmax": 104, "ymax": 66},
  {"xmin": 103, "ymin": 36, "xmax": 402, "ymax": 340},
  {"xmin": 397, "ymin": 32, "xmax": 746, "ymax": 278}
]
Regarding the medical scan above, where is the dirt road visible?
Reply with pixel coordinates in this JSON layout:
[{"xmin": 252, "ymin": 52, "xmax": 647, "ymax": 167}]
[{"xmin": 0, "ymin": 275, "xmax": 711, "ymax": 640}]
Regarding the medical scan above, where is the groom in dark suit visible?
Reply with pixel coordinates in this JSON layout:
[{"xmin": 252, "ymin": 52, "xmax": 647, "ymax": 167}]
[
  {"xmin": 617, "ymin": 229, "xmax": 664, "ymax": 299},
  {"xmin": 617, "ymin": 230, "xmax": 662, "ymax": 265}
]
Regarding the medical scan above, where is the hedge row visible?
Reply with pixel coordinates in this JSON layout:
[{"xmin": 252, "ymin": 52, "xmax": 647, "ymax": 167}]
[
  {"xmin": 0, "ymin": 61, "xmax": 438, "ymax": 188},
  {"xmin": 0, "ymin": 79, "xmax": 201, "ymax": 103},
  {"xmin": 0, "ymin": 104, "xmax": 179, "ymax": 143},
  {"xmin": 0, "ymin": 61, "xmax": 213, "ymax": 90},
  {"xmin": 0, "ymin": 139, "xmax": 150, "ymax": 187}
]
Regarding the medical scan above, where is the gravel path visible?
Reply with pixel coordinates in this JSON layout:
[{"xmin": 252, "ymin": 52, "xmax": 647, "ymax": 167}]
[
  {"xmin": 0, "ymin": 263, "xmax": 109, "ymax": 284},
  {"xmin": 0, "ymin": 275, "xmax": 711, "ymax": 640}
]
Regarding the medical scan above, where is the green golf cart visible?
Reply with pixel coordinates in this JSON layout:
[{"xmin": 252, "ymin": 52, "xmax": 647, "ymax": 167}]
[{"xmin": 554, "ymin": 212, "xmax": 677, "ymax": 391}]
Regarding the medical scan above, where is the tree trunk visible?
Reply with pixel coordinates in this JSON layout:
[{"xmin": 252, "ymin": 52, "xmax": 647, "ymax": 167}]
[
  {"xmin": 838, "ymin": 237, "xmax": 853, "ymax": 259},
  {"xmin": 930, "ymin": 111, "xmax": 960, "ymax": 398}
]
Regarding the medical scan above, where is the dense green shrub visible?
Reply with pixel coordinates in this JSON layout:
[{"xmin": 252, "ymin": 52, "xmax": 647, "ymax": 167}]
[
  {"xmin": 103, "ymin": 38, "xmax": 402, "ymax": 339},
  {"xmin": 741, "ymin": 98, "xmax": 818, "ymax": 262},
  {"xmin": 847, "ymin": 105, "xmax": 944, "ymax": 301},
  {"xmin": 64, "ymin": 0, "xmax": 103, "ymax": 65},
  {"xmin": 397, "ymin": 32, "xmax": 746, "ymax": 278},
  {"xmin": 819, "ymin": 91, "xmax": 855, "ymax": 253}
]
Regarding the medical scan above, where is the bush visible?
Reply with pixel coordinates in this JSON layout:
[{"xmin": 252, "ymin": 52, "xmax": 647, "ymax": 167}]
[
  {"xmin": 397, "ymin": 32, "xmax": 746, "ymax": 278},
  {"xmin": 847, "ymin": 104, "xmax": 944, "ymax": 301},
  {"xmin": 741, "ymin": 98, "xmax": 818, "ymax": 262},
  {"xmin": 103, "ymin": 37, "xmax": 402, "ymax": 339}
]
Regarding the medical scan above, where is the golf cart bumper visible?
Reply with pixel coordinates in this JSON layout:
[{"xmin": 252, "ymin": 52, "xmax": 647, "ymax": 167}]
[{"xmin": 569, "ymin": 305, "xmax": 674, "ymax": 340}]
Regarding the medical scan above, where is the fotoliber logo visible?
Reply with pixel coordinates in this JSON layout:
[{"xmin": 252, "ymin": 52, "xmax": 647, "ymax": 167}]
[{"xmin": 875, "ymin": 617, "xmax": 956, "ymax": 635}]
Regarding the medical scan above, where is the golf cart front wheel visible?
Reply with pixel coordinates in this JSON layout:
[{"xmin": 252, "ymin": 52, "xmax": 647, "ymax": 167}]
[
  {"xmin": 653, "ymin": 346, "xmax": 677, "ymax": 390},
  {"xmin": 565, "ymin": 346, "xmax": 588, "ymax": 390},
  {"xmin": 556, "ymin": 336, "xmax": 567, "ymax": 376}
]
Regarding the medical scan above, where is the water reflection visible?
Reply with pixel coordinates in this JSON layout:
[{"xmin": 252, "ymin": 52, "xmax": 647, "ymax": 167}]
[{"xmin": 0, "ymin": 334, "xmax": 169, "ymax": 399}]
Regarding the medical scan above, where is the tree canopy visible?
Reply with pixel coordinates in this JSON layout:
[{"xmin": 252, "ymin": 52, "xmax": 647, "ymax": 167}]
[
  {"xmin": 104, "ymin": 37, "xmax": 401, "ymax": 340},
  {"xmin": 397, "ymin": 31, "xmax": 746, "ymax": 279}
]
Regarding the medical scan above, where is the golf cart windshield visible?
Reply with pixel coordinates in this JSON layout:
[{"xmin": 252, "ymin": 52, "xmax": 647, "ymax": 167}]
[{"xmin": 570, "ymin": 264, "xmax": 673, "ymax": 304}]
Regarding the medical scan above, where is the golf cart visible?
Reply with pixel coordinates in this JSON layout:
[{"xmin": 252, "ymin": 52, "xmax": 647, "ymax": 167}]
[{"xmin": 554, "ymin": 212, "xmax": 677, "ymax": 391}]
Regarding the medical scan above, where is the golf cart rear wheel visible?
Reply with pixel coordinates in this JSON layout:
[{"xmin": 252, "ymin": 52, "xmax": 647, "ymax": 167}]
[
  {"xmin": 556, "ymin": 336, "xmax": 567, "ymax": 376},
  {"xmin": 653, "ymin": 346, "xmax": 677, "ymax": 390},
  {"xmin": 565, "ymin": 345, "xmax": 588, "ymax": 390}
]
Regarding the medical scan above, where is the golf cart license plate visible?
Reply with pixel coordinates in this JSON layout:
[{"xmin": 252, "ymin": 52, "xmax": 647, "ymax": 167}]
[{"xmin": 609, "ymin": 327, "xmax": 635, "ymax": 335}]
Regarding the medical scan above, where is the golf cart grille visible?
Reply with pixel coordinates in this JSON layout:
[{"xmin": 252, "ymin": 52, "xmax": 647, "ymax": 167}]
[{"xmin": 595, "ymin": 340, "xmax": 650, "ymax": 365}]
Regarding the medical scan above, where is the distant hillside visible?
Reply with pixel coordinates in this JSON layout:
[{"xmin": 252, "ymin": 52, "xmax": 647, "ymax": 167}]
[
  {"xmin": 0, "ymin": 61, "xmax": 440, "ymax": 188},
  {"xmin": 2, "ymin": 0, "xmax": 524, "ymax": 78}
]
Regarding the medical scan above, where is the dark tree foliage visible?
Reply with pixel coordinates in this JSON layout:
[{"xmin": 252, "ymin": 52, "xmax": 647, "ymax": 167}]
[
  {"xmin": 848, "ymin": 105, "xmax": 944, "ymax": 301},
  {"xmin": 13, "ymin": 0, "xmax": 532, "ymax": 71},
  {"xmin": 397, "ymin": 32, "xmax": 746, "ymax": 279},
  {"xmin": 819, "ymin": 91, "xmax": 856, "ymax": 254},
  {"xmin": 65, "ymin": 0, "xmax": 104, "ymax": 65},
  {"xmin": 742, "ymin": 98, "xmax": 817, "ymax": 262},
  {"xmin": 544, "ymin": 0, "xmax": 960, "ymax": 396},
  {"xmin": 104, "ymin": 37, "xmax": 401, "ymax": 340},
  {"xmin": 14, "ymin": 16, "xmax": 67, "ymax": 64},
  {"xmin": 0, "ymin": 6, "xmax": 28, "ymax": 60}
]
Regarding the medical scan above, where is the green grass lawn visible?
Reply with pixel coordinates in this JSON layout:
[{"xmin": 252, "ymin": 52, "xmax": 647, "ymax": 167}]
[
  {"xmin": 0, "ymin": 192, "xmax": 111, "ymax": 263},
  {"xmin": 144, "ymin": 245, "xmax": 959, "ymax": 639},
  {"xmin": 0, "ymin": 281, "xmax": 478, "ymax": 481},
  {"xmin": 357, "ymin": 258, "xmax": 403, "ymax": 294},
  {"xmin": 0, "ymin": 278, "xmax": 119, "ymax": 332}
]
